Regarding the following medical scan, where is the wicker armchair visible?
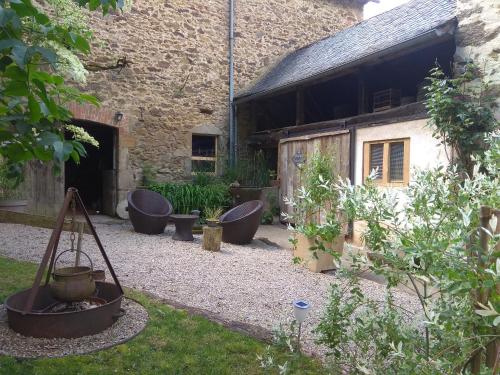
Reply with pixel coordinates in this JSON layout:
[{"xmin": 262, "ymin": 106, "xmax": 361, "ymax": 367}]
[
  {"xmin": 219, "ymin": 200, "xmax": 264, "ymax": 245},
  {"xmin": 127, "ymin": 189, "xmax": 173, "ymax": 234}
]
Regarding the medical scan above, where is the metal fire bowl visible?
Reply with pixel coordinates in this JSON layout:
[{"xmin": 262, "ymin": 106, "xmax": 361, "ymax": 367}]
[{"xmin": 5, "ymin": 282, "xmax": 123, "ymax": 339}]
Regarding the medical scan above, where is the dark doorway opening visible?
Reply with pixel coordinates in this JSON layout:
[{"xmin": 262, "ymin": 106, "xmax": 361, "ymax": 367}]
[{"xmin": 65, "ymin": 120, "xmax": 117, "ymax": 215}]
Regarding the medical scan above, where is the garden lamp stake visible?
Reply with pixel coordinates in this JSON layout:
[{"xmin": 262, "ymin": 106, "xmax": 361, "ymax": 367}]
[{"xmin": 293, "ymin": 299, "xmax": 310, "ymax": 352}]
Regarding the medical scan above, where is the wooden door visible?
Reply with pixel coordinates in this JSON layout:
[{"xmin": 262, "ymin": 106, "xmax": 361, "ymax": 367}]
[{"xmin": 278, "ymin": 130, "xmax": 350, "ymax": 221}]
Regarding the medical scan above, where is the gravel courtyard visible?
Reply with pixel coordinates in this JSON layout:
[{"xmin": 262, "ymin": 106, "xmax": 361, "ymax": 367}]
[{"xmin": 0, "ymin": 221, "xmax": 420, "ymax": 356}]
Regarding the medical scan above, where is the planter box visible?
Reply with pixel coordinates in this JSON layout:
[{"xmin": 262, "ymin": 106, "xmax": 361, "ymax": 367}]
[{"xmin": 294, "ymin": 232, "xmax": 344, "ymax": 273}]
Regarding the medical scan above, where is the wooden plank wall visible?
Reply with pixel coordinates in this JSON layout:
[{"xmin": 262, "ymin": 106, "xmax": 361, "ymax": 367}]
[
  {"xmin": 278, "ymin": 130, "xmax": 350, "ymax": 220},
  {"xmin": 25, "ymin": 161, "xmax": 65, "ymax": 218}
]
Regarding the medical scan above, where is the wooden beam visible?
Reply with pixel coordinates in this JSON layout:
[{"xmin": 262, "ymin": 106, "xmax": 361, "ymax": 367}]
[
  {"xmin": 279, "ymin": 129, "xmax": 349, "ymax": 144},
  {"xmin": 262, "ymin": 100, "xmax": 278, "ymax": 129},
  {"xmin": 305, "ymin": 90, "xmax": 325, "ymax": 120},
  {"xmin": 296, "ymin": 89, "xmax": 304, "ymax": 126},
  {"xmin": 0, "ymin": 209, "xmax": 92, "ymax": 234},
  {"xmin": 357, "ymin": 71, "xmax": 367, "ymax": 115},
  {"xmin": 246, "ymin": 102, "xmax": 428, "ymax": 147}
]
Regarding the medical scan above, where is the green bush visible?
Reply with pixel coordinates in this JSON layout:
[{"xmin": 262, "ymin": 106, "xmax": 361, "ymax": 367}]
[
  {"xmin": 222, "ymin": 150, "xmax": 271, "ymax": 187},
  {"xmin": 149, "ymin": 182, "xmax": 231, "ymax": 216},
  {"xmin": 0, "ymin": 160, "xmax": 24, "ymax": 200},
  {"xmin": 261, "ymin": 210, "xmax": 274, "ymax": 225}
]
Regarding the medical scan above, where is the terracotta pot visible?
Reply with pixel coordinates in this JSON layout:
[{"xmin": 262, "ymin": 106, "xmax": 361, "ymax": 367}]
[{"xmin": 50, "ymin": 266, "xmax": 96, "ymax": 302}]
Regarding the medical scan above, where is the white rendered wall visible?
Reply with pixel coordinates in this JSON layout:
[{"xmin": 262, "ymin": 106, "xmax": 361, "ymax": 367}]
[
  {"xmin": 354, "ymin": 118, "xmax": 449, "ymax": 186},
  {"xmin": 351, "ymin": 118, "xmax": 449, "ymax": 248}
]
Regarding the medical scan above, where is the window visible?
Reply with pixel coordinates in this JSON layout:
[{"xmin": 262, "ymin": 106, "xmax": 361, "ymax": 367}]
[
  {"xmin": 363, "ymin": 138, "xmax": 410, "ymax": 186},
  {"xmin": 192, "ymin": 134, "xmax": 217, "ymax": 173}
]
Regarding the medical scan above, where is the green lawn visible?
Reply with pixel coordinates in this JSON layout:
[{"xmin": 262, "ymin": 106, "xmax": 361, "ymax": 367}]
[{"xmin": 0, "ymin": 256, "xmax": 324, "ymax": 375}]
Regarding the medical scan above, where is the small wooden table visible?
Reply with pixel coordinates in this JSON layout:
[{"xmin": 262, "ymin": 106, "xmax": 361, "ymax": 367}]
[{"xmin": 170, "ymin": 214, "xmax": 198, "ymax": 241}]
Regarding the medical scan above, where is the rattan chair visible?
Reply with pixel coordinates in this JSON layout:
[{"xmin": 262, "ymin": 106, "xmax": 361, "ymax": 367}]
[
  {"xmin": 219, "ymin": 200, "xmax": 264, "ymax": 244},
  {"xmin": 127, "ymin": 189, "xmax": 173, "ymax": 234}
]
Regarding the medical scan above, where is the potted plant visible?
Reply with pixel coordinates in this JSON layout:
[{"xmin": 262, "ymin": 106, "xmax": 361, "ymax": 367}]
[
  {"xmin": 286, "ymin": 152, "xmax": 344, "ymax": 272},
  {"xmin": 269, "ymin": 170, "xmax": 279, "ymax": 187},
  {"xmin": 227, "ymin": 150, "xmax": 270, "ymax": 206},
  {"xmin": 204, "ymin": 206, "xmax": 223, "ymax": 227},
  {"xmin": 202, "ymin": 206, "xmax": 224, "ymax": 251}
]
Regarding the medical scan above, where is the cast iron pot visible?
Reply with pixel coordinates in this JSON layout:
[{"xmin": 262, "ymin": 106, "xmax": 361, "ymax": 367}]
[{"xmin": 49, "ymin": 250, "xmax": 96, "ymax": 302}]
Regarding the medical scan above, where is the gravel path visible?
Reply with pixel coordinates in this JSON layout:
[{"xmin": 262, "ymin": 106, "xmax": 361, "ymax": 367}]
[
  {"xmin": 0, "ymin": 298, "xmax": 148, "ymax": 358},
  {"xmin": 0, "ymin": 222, "xmax": 420, "ymax": 356}
]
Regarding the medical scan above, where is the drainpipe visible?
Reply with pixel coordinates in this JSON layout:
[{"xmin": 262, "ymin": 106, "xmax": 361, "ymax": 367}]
[
  {"xmin": 228, "ymin": 0, "xmax": 236, "ymax": 167},
  {"xmin": 347, "ymin": 126, "xmax": 356, "ymax": 239}
]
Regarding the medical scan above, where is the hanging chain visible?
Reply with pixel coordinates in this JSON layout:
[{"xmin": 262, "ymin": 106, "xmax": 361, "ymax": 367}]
[{"xmin": 70, "ymin": 194, "xmax": 76, "ymax": 252}]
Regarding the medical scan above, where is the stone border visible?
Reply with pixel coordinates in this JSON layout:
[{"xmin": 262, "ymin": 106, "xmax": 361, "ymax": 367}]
[{"xmin": 0, "ymin": 298, "xmax": 148, "ymax": 359}]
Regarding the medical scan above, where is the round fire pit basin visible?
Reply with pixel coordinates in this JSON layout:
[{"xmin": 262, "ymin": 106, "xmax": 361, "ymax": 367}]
[{"xmin": 5, "ymin": 281, "xmax": 123, "ymax": 338}]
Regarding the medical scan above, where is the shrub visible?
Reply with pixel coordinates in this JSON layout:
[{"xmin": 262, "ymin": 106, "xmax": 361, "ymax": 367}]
[
  {"xmin": 425, "ymin": 63, "xmax": 498, "ymax": 175},
  {"xmin": 149, "ymin": 182, "xmax": 231, "ymax": 217},
  {"xmin": 313, "ymin": 134, "xmax": 500, "ymax": 373},
  {"xmin": 0, "ymin": 160, "xmax": 25, "ymax": 200},
  {"xmin": 261, "ymin": 211, "xmax": 274, "ymax": 225},
  {"xmin": 222, "ymin": 150, "xmax": 271, "ymax": 187}
]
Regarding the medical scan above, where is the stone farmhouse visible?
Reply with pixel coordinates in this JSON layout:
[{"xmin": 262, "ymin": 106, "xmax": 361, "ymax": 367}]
[
  {"xmin": 233, "ymin": 0, "xmax": 499, "ymax": 244},
  {"xmin": 29, "ymin": 0, "xmax": 368, "ymax": 216},
  {"xmin": 28, "ymin": 0, "xmax": 499, "ymax": 219}
]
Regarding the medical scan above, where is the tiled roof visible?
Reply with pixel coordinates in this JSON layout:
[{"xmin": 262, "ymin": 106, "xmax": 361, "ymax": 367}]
[{"xmin": 236, "ymin": 0, "xmax": 456, "ymax": 100}]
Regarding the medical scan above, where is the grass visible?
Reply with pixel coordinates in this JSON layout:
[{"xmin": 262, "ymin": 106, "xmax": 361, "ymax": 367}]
[{"xmin": 0, "ymin": 256, "xmax": 324, "ymax": 375}]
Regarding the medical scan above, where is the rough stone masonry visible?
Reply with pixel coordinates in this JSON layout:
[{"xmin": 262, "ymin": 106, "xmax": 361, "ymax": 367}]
[
  {"xmin": 455, "ymin": 0, "xmax": 500, "ymax": 117},
  {"xmin": 79, "ymin": 0, "xmax": 363, "ymax": 195}
]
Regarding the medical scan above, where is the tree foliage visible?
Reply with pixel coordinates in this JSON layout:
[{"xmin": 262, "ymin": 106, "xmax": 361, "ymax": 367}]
[
  {"xmin": 0, "ymin": 0, "xmax": 124, "ymax": 181},
  {"xmin": 308, "ymin": 134, "xmax": 500, "ymax": 374},
  {"xmin": 425, "ymin": 64, "xmax": 498, "ymax": 175},
  {"xmin": 283, "ymin": 152, "xmax": 343, "ymax": 261},
  {"xmin": 289, "ymin": 63, "xmax": 499, "ymax": 372}
]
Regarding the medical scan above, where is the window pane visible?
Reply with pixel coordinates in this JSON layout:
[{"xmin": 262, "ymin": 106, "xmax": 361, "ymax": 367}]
[
  {"xmin": 389, "ymin": 142, "xmax": 404, "ymax": 181},
  {"xmin": 192, "ymin": 135, "xmax": 216, "ymax": 157},
  {"xmin": 192, "ymin": 159, "xmax": 216, "ymax": 173},
  {"xmin": 369, "ymin": 143, "xmax": 384, "ymax": 179}
]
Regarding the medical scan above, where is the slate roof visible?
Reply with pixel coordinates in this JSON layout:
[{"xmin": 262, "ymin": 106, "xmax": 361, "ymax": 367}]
[{"xmin": 236, "ymin": 0, "xmax": 457, "ymax": 101}]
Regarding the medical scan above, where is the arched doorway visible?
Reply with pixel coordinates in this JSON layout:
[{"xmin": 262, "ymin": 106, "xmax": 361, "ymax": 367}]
[{"xmin": 65, "ymin": 120, "xmax": 117, "ymax": 215}]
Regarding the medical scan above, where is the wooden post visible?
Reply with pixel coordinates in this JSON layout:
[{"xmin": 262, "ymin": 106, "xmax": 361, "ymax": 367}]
[
  {"xmin": 471, "ymin": 206, "xmax": 499, "ymax": 373},
  {"xmin": 357, "ymin": 71, "xmax": 367, "ymax": 115},
  {"xmin": 296, "ymin": 89, "xmax": 304, "ymax": 126},
  {"xmin": 202, "ymin": 226, "xmax": 223, "ymax": 252},
  {"xmin": 486, "ymin": 208, "xmax": 500, "ymax": 370}
]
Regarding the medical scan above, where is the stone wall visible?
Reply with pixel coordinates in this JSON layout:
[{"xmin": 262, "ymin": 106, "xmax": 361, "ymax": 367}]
[
  {"xmin": 233, "ymin": 0, "xmax": 361, "ymax": 91},
  {"xmin": 79, "ymin": 0, "xmax": 362, "ymax": 189},
  {"xmin": 455, "ymin": 0, "xmax": 500, "ymax": 117}
]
